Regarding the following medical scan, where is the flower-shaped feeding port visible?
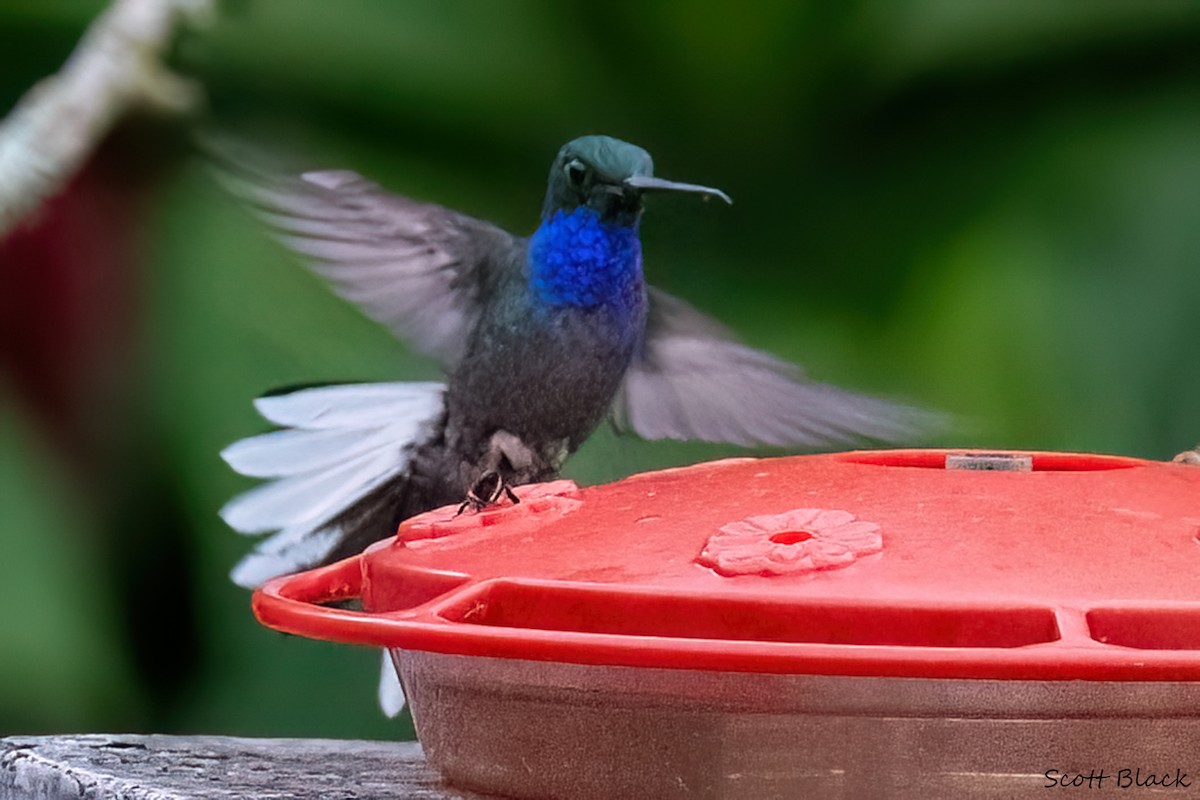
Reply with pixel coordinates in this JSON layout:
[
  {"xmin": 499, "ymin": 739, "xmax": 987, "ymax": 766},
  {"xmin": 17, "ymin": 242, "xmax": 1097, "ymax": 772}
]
[{"xmin": 698, "ymin": 508, "xmax": 882, "ymax": 577}]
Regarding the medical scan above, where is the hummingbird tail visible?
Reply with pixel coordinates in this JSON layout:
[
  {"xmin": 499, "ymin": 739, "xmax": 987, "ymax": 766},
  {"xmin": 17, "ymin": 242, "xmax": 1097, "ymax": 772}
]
[
  {"xmin": 220, "ymin": 381, "xmax": 445, "ymax": 589},
  {"xmin": 379, "ymin": 650, "xmax": 406, "ymax": 717}
]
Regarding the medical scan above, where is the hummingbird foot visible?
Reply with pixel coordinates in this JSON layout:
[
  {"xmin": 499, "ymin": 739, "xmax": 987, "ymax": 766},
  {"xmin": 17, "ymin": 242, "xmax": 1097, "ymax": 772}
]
[
  {"xmin": 457, "ymin": 470, "xmax": 521, "ymax": 515},
  {"xmin": 455, "ymin": 430, "xmax": 535, "ymax": 515}
]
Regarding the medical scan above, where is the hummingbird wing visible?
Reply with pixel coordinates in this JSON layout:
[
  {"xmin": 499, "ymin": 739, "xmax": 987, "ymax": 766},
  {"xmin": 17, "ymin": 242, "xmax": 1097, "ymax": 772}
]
[
  {"xmin": 216, "ymin": 161, "xmax": 518, "ymax": 365},
  {"xmin": 613, "ymin": 288, "xmax": 942, "ymax": 448}
]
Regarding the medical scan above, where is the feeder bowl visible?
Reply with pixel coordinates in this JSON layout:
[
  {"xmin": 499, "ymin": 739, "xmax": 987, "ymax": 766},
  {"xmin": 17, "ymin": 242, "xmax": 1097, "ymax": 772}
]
[{"xmin": 254, "ymin": 450, "xmax": 1200, "ymax": 799}]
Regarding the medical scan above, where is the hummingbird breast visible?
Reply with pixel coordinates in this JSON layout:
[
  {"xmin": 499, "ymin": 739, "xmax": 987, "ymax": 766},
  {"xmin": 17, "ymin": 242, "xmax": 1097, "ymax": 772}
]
[{"xmin": 444, "ymin": 212, "xmax": 647, "ymax": 469}]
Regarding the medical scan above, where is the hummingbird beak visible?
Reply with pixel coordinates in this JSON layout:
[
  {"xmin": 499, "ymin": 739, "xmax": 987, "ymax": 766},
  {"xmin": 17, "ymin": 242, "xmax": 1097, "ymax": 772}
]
[{"xmin": 623, "ymin": 175, "xmax": 732, "ymax": 205}]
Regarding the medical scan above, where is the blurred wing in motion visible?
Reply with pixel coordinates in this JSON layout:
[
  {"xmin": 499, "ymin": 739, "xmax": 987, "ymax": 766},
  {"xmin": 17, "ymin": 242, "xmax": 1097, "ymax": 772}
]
[
  {"xmin": 212, "ymin": 150, "xmax": 520, "ymax": 366},
  {"xmin": 614, "ymin": 288, "xmax": 945, "ymax": 448}
]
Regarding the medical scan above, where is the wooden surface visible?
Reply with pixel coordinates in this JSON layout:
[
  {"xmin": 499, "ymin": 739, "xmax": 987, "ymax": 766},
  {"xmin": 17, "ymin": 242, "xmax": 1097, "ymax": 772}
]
[{"xmin": 0, "ymin": 734, "xmax": 496, "ymax": 799}]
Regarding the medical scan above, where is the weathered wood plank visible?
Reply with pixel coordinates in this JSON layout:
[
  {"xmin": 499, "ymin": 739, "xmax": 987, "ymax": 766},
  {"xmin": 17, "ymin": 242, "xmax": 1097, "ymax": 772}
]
[{"xmin": 0, "ymin": 735, "xmax": 496, "ymax": 799}]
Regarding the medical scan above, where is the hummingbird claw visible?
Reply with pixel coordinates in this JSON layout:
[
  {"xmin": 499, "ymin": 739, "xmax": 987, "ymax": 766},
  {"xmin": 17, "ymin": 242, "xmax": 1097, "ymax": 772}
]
[{"xmin": 456, "ymin": 469, "xmax": 521, "ymax": 515}]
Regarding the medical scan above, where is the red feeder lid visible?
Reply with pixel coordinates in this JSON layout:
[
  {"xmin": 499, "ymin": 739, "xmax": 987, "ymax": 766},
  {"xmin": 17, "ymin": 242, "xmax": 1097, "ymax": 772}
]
[{"xmin": 254, "ymin": 449, "xmax": 1200, "ymax": 681}]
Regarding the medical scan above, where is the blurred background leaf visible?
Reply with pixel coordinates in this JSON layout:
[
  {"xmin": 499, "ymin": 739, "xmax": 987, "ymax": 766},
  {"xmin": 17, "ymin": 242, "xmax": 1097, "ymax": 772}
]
[{"xmin": 1, "ymin": 0, "xmax": 1197, "ymax": 738}]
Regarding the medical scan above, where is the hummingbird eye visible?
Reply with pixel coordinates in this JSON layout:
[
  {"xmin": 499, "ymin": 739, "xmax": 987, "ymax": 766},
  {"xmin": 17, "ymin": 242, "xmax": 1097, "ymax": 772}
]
[{"xmin": 564, "ymin": 159, "xmax": 588, "ymax": 187}]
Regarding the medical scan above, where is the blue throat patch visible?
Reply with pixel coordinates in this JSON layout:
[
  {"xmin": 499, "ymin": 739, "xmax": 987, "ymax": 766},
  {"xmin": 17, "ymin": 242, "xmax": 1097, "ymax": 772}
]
[{"xmin": 528, "ymin": 208, "xmax": 642, "ymax": 310}]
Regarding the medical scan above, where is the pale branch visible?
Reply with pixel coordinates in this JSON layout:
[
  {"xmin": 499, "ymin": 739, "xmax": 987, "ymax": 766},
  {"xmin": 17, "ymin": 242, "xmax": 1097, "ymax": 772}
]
[{"xmin": 0, "ymin": 0, "xmax": 214, "ymax": 237}]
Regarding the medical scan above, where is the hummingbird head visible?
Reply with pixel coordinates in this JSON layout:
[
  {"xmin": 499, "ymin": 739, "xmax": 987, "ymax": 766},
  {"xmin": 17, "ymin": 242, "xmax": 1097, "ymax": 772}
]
[{"xmin": 542, "ymin": 135, "xmax": 731, "ymax": 226}]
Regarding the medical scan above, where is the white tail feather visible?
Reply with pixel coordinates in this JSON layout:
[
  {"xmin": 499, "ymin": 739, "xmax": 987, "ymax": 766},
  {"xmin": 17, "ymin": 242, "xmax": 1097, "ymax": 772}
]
[
  {"xmin": 378, "ymin": 651, "xmax": 407, "ymax": 717},
  {"xmin": 230, "ymin": 527, "xmax": 341, "ymax": 590},
  {"xmin": 253, "ymin": 382, "xmax": 444, "ymax": 428},
  {"xmin": 223, "ymin": 382, "xmax": 445, "ymax": 588},
  {"xmin": 221, "ymin": 425, "xmax": 399, "ymax": 478},
  {"xmin": 220, "ymin": 446, "xmax": 404, "ymax": 533}
]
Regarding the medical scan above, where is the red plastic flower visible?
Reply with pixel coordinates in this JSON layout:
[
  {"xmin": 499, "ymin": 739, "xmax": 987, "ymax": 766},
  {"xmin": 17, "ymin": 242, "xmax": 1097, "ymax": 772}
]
[{"xmin": 698, "ymin": 508, "xmax": 882, "ymax": 576}]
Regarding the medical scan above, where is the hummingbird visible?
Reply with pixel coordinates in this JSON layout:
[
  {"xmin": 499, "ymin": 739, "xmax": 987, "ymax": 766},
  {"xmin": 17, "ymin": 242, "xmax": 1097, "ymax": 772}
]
[{"xmin": 219, "ymin": 134, "xmax": 935, "ymax": 591}]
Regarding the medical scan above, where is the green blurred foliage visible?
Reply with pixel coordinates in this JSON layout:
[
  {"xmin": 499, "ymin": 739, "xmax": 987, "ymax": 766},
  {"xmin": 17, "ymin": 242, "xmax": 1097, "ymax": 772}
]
[
  {"xmin": 2, "ymin": 0, "xmax": 1198, "ymax": 738},
  {"xmin": 0, "ymin": 391, "xmax": 137, "ymax": 729}
]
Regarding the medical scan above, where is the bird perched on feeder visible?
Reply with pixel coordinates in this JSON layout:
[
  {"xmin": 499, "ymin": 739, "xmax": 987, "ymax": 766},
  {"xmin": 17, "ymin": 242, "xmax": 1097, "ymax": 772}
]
[{"xmin": 218, "ymin": 134, "xmax": 935, "ymax": 603}]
